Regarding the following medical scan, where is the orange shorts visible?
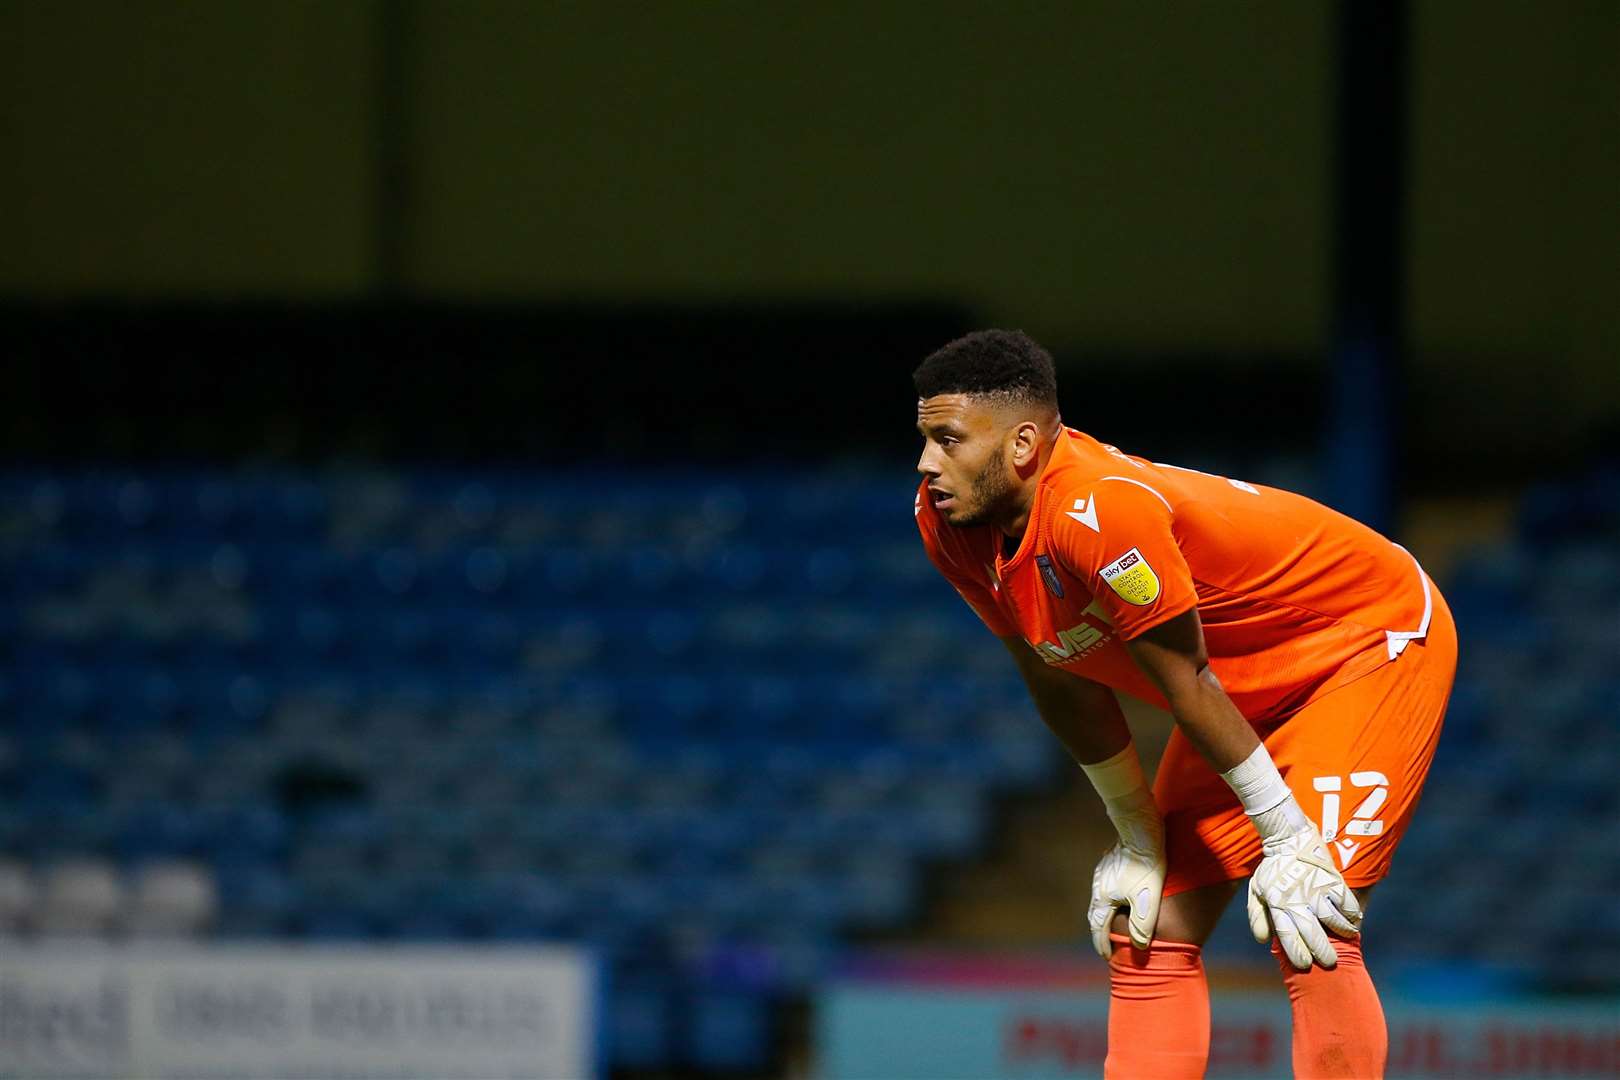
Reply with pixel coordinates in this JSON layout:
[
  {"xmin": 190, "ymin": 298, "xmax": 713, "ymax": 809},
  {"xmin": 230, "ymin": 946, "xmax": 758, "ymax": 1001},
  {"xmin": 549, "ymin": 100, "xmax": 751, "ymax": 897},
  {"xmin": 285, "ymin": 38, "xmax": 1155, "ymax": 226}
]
[{"xmin": 1156, "ymin": 587, "xmax": 1458, "ymax": 897}]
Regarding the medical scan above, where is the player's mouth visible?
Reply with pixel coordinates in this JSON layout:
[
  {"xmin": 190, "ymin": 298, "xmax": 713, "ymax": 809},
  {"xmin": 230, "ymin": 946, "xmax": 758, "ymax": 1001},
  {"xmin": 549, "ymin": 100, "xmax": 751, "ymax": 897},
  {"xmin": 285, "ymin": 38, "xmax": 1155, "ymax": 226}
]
[{"xmin": 929, "ymin": 488, "xmax": 955, "ymax": 509}]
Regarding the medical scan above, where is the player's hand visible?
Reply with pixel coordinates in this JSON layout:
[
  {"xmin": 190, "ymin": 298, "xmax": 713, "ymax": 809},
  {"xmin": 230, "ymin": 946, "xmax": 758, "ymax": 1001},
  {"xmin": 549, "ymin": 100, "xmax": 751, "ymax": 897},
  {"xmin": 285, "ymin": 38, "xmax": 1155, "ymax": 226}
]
[
  {"xmin": 1087, "ymin": 788, "xmax": 1166, "ymax": 957},
  {"xmin": 1245, "ymin": 798, "xmax": 1362, "ymax": 970}
]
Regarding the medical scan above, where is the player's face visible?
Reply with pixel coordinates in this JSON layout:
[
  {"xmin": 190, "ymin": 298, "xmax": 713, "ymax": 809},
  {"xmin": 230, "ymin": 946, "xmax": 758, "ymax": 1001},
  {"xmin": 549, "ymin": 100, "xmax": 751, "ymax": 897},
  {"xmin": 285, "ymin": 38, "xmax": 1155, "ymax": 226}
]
[{"xmin": 916, "ymin": 394, "xmax": 1019, "ymax": 527}]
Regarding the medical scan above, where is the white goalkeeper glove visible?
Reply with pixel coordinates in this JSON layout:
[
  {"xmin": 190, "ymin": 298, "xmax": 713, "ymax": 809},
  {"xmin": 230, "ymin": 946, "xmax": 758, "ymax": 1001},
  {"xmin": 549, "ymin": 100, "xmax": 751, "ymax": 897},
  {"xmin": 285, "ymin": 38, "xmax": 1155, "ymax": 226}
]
[
  {"xmin": 1082, "ymin": 745, "xmax": 1166, "ymax": 957},
  {"xmin": 1222, "ymin": 744, "xmax": 1362, "ymax": 970}
]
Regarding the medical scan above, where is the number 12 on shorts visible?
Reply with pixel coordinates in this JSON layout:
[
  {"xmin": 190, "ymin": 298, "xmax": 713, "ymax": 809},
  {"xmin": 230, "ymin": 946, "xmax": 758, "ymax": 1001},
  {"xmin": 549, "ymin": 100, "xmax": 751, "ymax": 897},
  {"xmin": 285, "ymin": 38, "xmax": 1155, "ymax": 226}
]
[{"xmin": 1312, "ymin": 773, "xmax": 1389, "ymax": 869}]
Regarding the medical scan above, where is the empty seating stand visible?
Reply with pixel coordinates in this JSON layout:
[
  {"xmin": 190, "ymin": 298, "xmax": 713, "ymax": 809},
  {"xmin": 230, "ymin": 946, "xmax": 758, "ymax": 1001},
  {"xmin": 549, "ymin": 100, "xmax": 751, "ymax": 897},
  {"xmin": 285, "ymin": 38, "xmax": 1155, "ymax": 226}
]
[
  {"xmin": 2, "ymin": 458, "xmax": 1616, "ymax": 1069},
  {"xmin": 0, "ymin": 465, "xmax": 1058, "ymax": 1072}
]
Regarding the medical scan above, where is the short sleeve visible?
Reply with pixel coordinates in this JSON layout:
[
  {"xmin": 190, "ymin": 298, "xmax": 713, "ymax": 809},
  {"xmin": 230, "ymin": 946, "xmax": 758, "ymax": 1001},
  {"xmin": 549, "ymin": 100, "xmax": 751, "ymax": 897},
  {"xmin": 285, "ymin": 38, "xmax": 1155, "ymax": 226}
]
[
  {"xmin": 915, "ymin": 485, "xmax": 1019, "ymax": 638},
  {"xmin": 1047, "ymin": 477, "xmax": 1198, "ymax": 640}
]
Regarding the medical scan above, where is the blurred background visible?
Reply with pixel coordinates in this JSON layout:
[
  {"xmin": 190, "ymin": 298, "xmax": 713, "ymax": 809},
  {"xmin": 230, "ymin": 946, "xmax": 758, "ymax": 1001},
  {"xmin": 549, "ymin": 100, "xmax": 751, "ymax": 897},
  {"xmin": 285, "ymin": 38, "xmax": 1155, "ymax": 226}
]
[{"xmin": 2, "ymin": 2, "xmax": 1617, "ymax": 1078}]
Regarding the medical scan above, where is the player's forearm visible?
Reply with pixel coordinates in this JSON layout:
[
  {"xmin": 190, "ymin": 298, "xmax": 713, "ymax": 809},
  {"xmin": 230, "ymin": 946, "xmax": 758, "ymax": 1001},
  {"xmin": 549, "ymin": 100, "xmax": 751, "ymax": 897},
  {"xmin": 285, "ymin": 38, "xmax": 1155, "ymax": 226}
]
[
  {"xmin": 1124, "ymin": 610, "xmax": 1259, "ymax": 773},
  {"xmin": 1043, "ymin": 693, "xmax": 1134, "ymax": 767},
  {"xmin": 1168, "ymin": 678, "xmax": 1322, "ymax": 859},
  {"xmin": 1026, "ymin": 680, "xmax": 1133, "ymax": 767},
  {"xmin": 1159, "ymin": 666, "xmax": 1261, "ymax": 773},
  {"xmin": 1001, "ymin": 636, "xmax": 1133, "ymax": 766},
  {"xmin": 1021, "ymin": 672, "xmax": 1160, "ymax": 854}
]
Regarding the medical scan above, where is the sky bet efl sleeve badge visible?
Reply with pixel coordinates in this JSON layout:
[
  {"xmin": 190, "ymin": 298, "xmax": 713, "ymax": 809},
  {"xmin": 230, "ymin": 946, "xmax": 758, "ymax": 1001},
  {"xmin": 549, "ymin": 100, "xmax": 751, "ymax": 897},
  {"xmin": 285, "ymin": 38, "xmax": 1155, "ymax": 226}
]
[{"xmin": 1099, "ymin": 547, "xmax": 1160, "ymax": 605}]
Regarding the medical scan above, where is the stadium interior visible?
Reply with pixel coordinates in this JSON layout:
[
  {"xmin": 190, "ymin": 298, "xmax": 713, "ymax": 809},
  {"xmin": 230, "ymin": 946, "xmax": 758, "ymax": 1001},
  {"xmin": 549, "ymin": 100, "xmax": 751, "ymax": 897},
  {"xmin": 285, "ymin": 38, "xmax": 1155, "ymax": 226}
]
[
  {"xmin": 4, "ymin": 3, "xmax": 1617, "ymax": 1078},
  {"xmin": 4, "ymin": 446, "xmax": 1617, "ymax": 1072}
]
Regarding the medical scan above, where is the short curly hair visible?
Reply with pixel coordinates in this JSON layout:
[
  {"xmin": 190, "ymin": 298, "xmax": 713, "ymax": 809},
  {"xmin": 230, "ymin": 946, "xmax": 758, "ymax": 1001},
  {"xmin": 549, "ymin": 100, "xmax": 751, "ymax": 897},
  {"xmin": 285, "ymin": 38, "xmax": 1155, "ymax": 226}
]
[{"xmin": 912, "ymin": 329, "xmax": 1059, "ymax": 410}]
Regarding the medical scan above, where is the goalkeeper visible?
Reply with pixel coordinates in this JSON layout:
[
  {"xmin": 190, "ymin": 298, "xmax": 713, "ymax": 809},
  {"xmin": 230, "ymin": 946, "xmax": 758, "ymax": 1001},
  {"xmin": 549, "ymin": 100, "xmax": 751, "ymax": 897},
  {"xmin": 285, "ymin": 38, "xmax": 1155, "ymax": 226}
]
[{"xmin": 912, "ymin": 332, "xmax": 1457, "ymax": 1079}]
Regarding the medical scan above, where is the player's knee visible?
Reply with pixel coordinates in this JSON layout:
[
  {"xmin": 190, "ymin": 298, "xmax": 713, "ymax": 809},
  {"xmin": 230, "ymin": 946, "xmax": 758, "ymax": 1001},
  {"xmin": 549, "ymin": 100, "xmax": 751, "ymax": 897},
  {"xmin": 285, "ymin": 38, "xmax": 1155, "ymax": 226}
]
[
  {"xmin": 1117, "ymin": 881, "xmax": 1237, "ymax": 948},
  {"xmin": 1108, "ymin": 913, "xmax": 1213, "ymax": 951}
]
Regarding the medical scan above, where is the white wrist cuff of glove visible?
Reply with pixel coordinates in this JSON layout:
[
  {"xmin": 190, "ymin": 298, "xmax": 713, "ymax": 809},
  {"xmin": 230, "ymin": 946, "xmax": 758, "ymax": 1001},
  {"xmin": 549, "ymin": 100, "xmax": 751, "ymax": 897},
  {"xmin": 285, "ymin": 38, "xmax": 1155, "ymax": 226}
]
[
  {"xmin": 1220, "ymin": 743, "xmax": 1309, "ymax": 836},
  {"xmin": 1082, "ymin": 744, "xmax": 1161, "ymax": 852},
  {"xmin": 1080, "ymin": 743, "xmax": 1150, "ymax": 804}
]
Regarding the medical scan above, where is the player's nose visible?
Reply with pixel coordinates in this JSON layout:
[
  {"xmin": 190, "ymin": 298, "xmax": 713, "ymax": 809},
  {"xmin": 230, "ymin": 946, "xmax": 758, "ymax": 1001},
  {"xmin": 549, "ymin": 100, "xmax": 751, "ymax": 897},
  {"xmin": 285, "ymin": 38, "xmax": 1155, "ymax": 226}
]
[{"xmin": 916, "ymin": 445, "xmax": 941, "ymax": 477}]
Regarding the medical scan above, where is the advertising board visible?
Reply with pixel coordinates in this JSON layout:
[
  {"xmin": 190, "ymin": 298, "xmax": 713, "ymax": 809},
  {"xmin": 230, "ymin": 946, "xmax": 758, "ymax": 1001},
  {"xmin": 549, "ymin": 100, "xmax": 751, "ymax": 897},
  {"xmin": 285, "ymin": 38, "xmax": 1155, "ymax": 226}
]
[
  {"xmin": 818, "ymin": 953, "xmax": 1619, "ymax": 1079},
  {"xmin": 0, "ymin": 943, "xmax": 597, "ymax": 1080}
]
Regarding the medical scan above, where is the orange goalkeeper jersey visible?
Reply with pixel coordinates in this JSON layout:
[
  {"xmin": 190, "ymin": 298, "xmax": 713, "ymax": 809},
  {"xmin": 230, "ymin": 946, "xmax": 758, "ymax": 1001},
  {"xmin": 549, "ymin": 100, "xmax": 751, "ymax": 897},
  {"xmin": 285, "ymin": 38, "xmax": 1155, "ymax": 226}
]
[{"xmin": 915, "ymin": 427, "xmax": 1437, "ymax": 723}]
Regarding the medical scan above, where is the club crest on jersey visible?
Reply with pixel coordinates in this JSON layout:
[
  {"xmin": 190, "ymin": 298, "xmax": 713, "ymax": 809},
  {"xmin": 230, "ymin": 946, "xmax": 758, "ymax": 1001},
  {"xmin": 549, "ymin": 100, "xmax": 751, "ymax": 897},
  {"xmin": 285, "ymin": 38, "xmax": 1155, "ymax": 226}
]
[
  {"xmin": 1034, "ymin": 554, "xmax": 1064, "ymax": 598},
  {"xmin": 1099, "ymin": 547, "xmax": 1160, "ymax": 606}
]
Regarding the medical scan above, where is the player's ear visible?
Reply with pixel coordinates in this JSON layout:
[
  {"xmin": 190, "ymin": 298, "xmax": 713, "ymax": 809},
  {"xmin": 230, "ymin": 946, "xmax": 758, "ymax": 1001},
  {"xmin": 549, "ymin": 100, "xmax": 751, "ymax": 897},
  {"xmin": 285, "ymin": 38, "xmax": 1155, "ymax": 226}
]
[{"xmin": 1011, "ymin": 420, "xmax": 1042, "ymax": 467}]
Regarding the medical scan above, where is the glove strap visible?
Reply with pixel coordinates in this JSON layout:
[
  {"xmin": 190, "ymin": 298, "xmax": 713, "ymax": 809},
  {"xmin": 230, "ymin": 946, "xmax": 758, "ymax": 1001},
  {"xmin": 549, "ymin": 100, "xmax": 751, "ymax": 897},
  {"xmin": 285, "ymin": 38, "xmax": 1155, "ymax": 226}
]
[
  {"xmin": 1080, "ymin": 743, "xmax": 1149, "ymax": 804},
  {"xmin": 1220, "ymin": 743, "xmax": 1310, "ymax": 838},
  {"xmin": 1082, "ymin": 744, "xmax": 1161, "ymax": 851}
]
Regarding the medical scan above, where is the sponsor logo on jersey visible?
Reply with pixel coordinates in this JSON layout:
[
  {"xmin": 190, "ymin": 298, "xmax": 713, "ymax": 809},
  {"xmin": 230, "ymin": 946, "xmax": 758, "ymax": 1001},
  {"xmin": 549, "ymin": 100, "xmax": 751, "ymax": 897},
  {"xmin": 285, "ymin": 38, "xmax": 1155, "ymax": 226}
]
[
  {"xmin": 1034, "ymin": 554, "xmax": 1064, "ymax": 598},
  {"xmin": 1032, "ymin": 621, "xmax": 1109, "ymax": 664},
  {"xmin": 1030, "ymin": 600, "xmax": 1115, "ymax": 664},
  {"xmin": 1099, "ymin": 547, "xmax": 1160, "ymax": 606}
]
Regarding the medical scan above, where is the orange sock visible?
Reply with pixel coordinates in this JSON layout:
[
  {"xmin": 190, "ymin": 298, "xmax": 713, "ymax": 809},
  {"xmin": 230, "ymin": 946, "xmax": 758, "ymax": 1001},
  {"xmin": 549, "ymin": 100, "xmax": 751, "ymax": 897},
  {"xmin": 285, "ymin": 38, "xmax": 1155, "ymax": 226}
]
[
  {"xmin": 1105, "ymin": 933, "xmax": 1210, "ymax": 1080},
  {"xmin": 1273, "ymin": 937, "xmax": 1387, "ymax": 1079}
]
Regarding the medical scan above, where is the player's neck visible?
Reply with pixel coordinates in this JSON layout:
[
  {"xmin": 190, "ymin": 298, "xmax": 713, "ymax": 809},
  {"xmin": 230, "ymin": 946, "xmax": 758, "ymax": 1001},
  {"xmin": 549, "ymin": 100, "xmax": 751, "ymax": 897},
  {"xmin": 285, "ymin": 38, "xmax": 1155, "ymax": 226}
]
[
  {"xmin": 999, "ymin": 502, "xmax": 1033, "ymax": 547},
  {"xmin": 995, "ymin": 426, "xmax": 1060, "ymax": 547}
]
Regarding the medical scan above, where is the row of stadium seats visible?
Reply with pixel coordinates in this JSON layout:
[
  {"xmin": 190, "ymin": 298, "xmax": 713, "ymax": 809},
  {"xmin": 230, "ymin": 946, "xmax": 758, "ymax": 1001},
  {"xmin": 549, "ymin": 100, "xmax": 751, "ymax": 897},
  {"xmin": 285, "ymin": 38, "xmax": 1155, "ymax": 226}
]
[
  {"xmin": 1, "ymin": 472, "xmax": 912, "ymax": 551},
  {"xmin": 6, "ymin": 544, "xmax": 947, "ymax": 607}
]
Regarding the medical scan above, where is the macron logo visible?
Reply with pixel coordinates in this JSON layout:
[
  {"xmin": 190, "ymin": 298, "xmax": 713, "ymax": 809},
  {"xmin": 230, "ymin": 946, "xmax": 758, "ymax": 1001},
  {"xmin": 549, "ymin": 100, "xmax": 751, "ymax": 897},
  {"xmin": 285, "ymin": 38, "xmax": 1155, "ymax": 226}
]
[{"xmin": 1065, "ymin": 495, "xmax": 1099, "ymax": 533}]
